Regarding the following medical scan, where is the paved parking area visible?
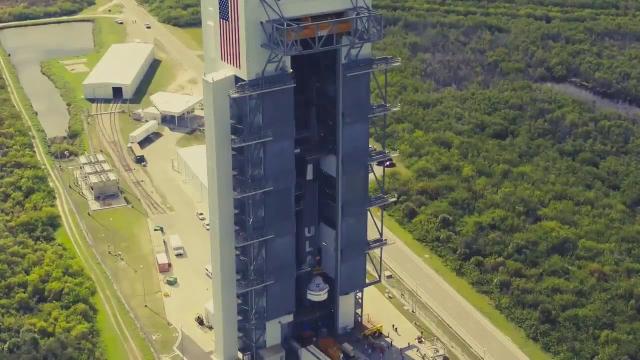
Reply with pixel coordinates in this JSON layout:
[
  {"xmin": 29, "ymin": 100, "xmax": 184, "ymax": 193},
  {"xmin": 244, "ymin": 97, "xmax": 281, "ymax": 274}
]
[
  {"xmin": 140, "ymin": 128, "xmax": 214, "ymax": 359},
  {"xmin": 360, "ymin": 287, "xmax": 444, "ymax": 360}
]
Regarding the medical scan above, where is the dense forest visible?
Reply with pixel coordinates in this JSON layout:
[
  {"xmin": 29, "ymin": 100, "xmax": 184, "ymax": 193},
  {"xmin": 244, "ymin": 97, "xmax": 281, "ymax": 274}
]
[
  {"xmin": 0, "ymin": 0, "xmax": 94, "ymax": 23},
  {"xmin": 139, "ymin": 0, "xmax": 200, "ymax": 27},
  {"xmin": 373, "ymin": 1, "xmax": 640, "ymax": 359},
  {"xmin": 0, "ymin": 74, "xmax": 100, "ymax": 356}
]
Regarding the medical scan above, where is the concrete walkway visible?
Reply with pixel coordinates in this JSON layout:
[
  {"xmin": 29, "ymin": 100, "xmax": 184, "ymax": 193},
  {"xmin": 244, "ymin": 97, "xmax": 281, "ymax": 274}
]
[
  {"xmin": 363, "ymin": 287, "xmax": 437, "ymax": 360},
  {"xmin": 379, "ymin": 225, "xmax": 528, "ymax": 360}
]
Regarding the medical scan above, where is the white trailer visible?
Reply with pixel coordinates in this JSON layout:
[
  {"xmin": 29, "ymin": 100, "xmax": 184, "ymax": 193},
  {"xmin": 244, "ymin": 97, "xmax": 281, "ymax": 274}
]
[
  {"xmin": 128, "ymin": 120, "xmax": 158, "ymax": 144},
  {"xmin": 204, "ymin": 300, "xmax": 215, "ymax": 328},
  {"xmin": 169, "ymin": 234, "xmax": 185, "ymax": 256}
]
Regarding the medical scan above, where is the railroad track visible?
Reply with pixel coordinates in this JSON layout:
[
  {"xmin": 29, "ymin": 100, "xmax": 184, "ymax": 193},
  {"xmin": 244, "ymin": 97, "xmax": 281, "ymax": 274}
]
[{"xmin": 95, "ymin": 100, "xmax": 167, "ymax": 215}]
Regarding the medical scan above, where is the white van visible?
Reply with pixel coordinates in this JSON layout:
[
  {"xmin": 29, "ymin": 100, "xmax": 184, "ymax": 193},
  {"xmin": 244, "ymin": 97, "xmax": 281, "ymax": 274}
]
[
  {"xmin": 205, "ymin": 264, "xmax": 212, "ymax": 278},
  {"xmin": 169, "ymin": 235, "xmax": 185, "ymax": 256},
  {"xmin": 341, "ymin": 343, "xmax": 356, "ymax": 358}
]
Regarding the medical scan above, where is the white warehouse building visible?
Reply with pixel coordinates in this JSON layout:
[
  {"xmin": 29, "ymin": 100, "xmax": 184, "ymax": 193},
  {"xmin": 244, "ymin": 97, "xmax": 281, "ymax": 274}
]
[
  {"xmin": 83, "ymin": 43, "xmax": 154, "ymax": 100},
  {"xmin": 175, "ymin": 145, "xmax": 208, "ymax": 203}
]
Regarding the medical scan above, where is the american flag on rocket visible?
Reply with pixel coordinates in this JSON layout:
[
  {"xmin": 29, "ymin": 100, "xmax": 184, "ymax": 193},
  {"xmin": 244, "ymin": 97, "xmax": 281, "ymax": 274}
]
[{"xmin": 219, "ymin": 0, "xmax": 241, "ymax": 68}]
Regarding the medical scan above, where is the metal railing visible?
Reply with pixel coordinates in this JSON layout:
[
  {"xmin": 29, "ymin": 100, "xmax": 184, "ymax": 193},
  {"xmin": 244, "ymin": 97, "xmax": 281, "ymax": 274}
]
[{"xmin": 261, "ymin": 11, "xmax": 383, "ymax": 56}]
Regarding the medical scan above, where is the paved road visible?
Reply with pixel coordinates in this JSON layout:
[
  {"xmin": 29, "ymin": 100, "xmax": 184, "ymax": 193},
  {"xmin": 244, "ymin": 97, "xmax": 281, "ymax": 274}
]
[
  {"xmin": 0, "ymin": 14, "xmax": 118, "ymax": 29},
  {"xmin": 118, "ymin": 0, "xmax": 204, "ymax": 96},
  {"xmin": 375, "ymin": 220, "xmax": 529, "ymax": 360},
  {"xmin": 142, "ymin": 129, "xmax": 215, "ymax": 359}
]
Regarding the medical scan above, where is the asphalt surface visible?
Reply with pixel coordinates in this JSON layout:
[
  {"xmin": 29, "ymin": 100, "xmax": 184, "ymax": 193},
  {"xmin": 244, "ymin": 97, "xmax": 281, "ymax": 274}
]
[
  {"xmin": 142, "ymin": 129, "xmax": 215, "ymax": 359},
  {"xmin": 377, "ymin": 221, "xmax": 529, "ymax": 360}
]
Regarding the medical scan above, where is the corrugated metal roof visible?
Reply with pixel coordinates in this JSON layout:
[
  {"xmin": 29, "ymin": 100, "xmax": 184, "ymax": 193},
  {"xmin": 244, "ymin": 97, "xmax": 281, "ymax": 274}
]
[
  {"xmin": 83, "ymin": 43, "xmax": 154, "ymax": 86},
  {"xmin": 150, "ymin": 92, "xmax": 202, "ymax": 116}
]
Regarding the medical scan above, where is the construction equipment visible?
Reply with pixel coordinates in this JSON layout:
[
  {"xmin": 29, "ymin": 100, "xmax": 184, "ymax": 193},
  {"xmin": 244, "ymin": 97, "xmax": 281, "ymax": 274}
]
[{"xmin": 361, "ymin": 314, "xmax": 383, "ymax": 337}]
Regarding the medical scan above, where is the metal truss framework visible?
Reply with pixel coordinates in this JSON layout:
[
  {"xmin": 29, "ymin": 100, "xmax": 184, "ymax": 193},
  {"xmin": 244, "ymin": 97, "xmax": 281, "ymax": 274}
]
[
  {"xmin": 348, "ymin": 55, "xmax": 401, "ymax": 325},
  {"xmin": 258, "ymin": 0, "xmax": 383, "ymax": 75},
  {"xmin": 231, "ymin": 88, "xmax": 273, "ymax": 357}
]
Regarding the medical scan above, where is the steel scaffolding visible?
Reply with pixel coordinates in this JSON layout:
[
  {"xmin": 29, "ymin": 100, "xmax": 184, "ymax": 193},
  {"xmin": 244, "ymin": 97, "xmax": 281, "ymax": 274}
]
[
  {"xmin": 258, "ymin": 0, "xmax": 384, "ymax": 74},
  {"xmin": 231, "ymin": 88, "xmax": 272, "ymax": 357},
  {"xmin": 349, "ymin": 55, "xmax": 401, "ymax": 324}
]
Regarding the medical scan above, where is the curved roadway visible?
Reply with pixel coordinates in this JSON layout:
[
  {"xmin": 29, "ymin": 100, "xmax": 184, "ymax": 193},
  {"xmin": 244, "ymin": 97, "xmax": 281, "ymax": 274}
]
[{"xmin": 379, "ymin": 222, "xmax": 529, "ymax": 360}]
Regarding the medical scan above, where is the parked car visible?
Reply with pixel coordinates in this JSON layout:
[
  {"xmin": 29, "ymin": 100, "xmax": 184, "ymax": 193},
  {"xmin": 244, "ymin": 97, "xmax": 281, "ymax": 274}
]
[
  {"xmin": 196, "ymin": 211, "xmax": 206, "ymax": 221},
  {"xmin": 205, "ymin": 264, "xmax": 212, "ymax": 278},
  {"xmin": 115, "ymin": 19, "xmax": 124, "ymax": 24},
  {"xmin": 203, "ymin": 221, "xmax": 210, "ymax": 231},
  {"xmin": 144, "ymin": 22, "xmax": 151, "ymax": 29}
]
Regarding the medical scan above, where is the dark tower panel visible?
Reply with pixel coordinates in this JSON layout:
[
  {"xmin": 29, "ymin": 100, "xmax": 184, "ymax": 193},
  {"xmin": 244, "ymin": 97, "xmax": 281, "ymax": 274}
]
[
  {"xmin": 337, "ymin": 67, "xmax": 370, "ymax": 294},
  {"xmin": 259, "ymin": 76, "xmax": 297, "ymax": 319},
  {"xmin": 231, "ymin": 73, "xmax": 297, "ymax": 353}
]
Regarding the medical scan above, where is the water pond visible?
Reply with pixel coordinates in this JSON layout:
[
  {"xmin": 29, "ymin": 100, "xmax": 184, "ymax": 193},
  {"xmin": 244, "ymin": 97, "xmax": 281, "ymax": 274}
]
[{"xmin": 0, "ymin": 22, "xmax": 94, "ymax": 138}]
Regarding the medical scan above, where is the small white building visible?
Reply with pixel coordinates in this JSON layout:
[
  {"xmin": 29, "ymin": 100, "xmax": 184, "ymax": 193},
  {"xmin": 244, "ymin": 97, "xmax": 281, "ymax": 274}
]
[
  {"xmin": 176, "ymin": 145, "xmax": 208, "ymax": 202},
  {"xmin": 88, "ymin": 172, "xmax": 119, "ymax": 200},
  {"xmin": 83, "ymin": 43, "xmax": 155, "ymax": 100},
  {"xmin": 150, "ymin": 91, "xmax": 203, "ymax": 128}
]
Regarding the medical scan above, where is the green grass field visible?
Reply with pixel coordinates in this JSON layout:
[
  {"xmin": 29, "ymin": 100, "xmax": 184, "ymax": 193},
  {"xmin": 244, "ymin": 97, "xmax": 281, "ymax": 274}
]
[
  {"xmin": 166, "ymin": 26, "xmax": 202, "ymax": 51},
  {"xmin": 55, "ymin": 228, "xmax": 130, "ymax": 359},
  {"xmin": 65, "ymin": 177, "xmax": 179, "ymax": 356},
  {"xmin": 380, "ymin": 213, "xmax": 551, "ymax": 360},
  {"xmin": 64, "ymin": 198, "xmax": 163, "ymax": 360}
]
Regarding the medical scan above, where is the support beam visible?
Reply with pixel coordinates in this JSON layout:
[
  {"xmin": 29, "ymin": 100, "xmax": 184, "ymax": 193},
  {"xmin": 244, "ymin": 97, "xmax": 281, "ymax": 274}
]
[{"xmin": 204, "ymin": 69, "xmax": 238, "ymax": 360}]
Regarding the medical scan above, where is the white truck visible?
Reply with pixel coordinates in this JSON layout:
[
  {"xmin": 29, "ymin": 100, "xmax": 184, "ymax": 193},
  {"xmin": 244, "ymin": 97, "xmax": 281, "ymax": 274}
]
[
  {"xmin": 203, "ymin": 300, "xmax": 214, "ymax": 328},
  {"xmin": 169, "ymin": 234, "xmax": 185, "ymax": 256},
  {"xmin": 128, "ymin": 120, "xmax": 158, "ymax": 144}
]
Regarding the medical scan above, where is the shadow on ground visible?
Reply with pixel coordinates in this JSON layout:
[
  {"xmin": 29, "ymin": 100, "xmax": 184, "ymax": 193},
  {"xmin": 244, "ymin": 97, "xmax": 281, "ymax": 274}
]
[{"xmin": 177, "ymin": 329, "xmax": 213, "ymax": 360}]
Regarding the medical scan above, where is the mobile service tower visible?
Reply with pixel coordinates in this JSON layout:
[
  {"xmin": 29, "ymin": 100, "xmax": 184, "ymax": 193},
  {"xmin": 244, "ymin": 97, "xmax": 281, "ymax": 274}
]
[{"xmin": 201, "ymin": 0, "xmax": 399, "ymax": 358}]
